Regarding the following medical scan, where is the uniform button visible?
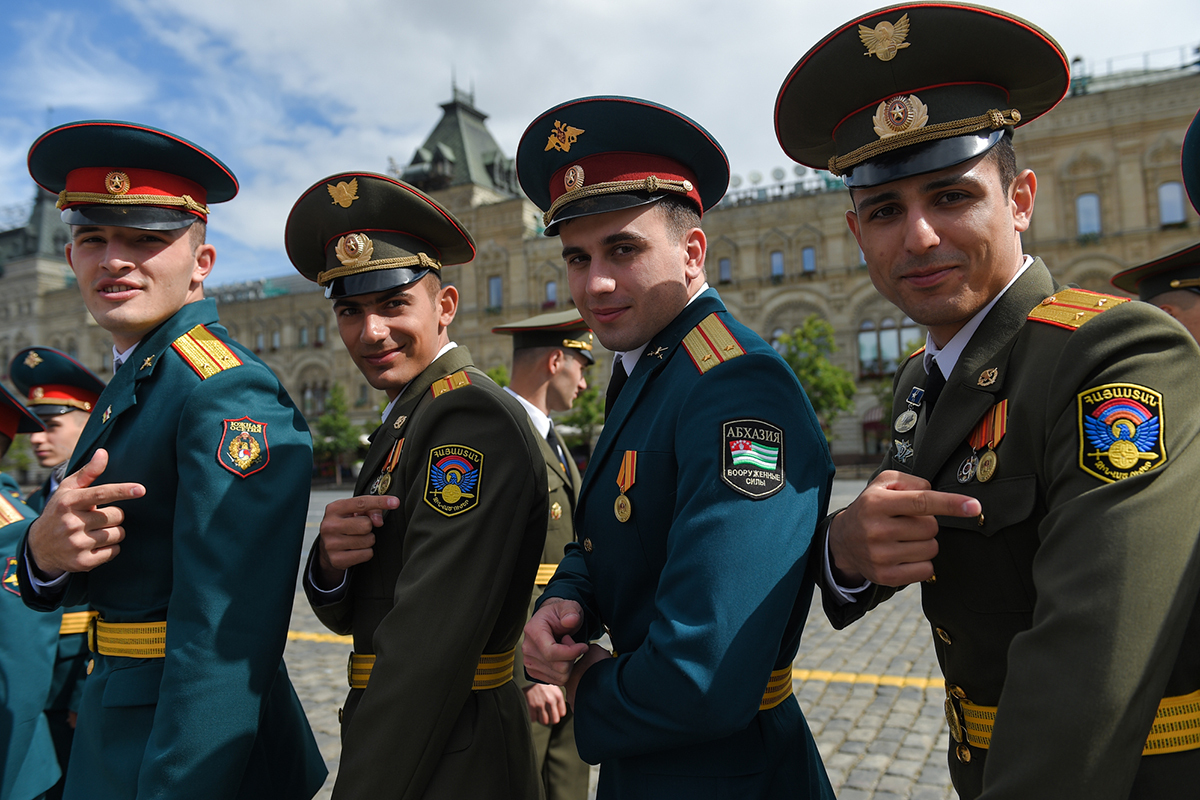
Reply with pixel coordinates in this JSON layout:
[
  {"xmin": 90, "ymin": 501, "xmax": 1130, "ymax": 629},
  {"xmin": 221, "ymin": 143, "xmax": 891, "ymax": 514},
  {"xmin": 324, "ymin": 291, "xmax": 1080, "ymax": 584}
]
[
  {"xmin": 337, "ymin": 708, "xmax": 343, "ymax": 723},
  {"xmin": 924, "ymin": 572, "xmax": 937, "ymax": 584},
  {"xmin": 947, "ymin": 683, "xmax": 966, "ymax": 699},
  {"xmin": 86, "ymin": 659, "xmax": 94, "ymax": 675},
  {"xmin": 936, "ymin": 627, "xmax": 952, "ymax": 645},
  {"xmin": 957, "ymin": 744, "xmax": 972, "ymax": 763},
  {"xmin": 583, "ymin": 538, "xmax": 593, "ymax": 552}
]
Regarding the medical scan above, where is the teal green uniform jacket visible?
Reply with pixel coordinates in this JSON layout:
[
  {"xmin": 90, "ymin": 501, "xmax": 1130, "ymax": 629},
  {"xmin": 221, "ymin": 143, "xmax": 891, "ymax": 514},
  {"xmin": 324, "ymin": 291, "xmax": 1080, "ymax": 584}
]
[
  {"xmin": 0, "ymin": 473, "xmax": 61, "ymax": 800},
  {"xmin": 304, "ymin": 346, "xmax": 548, "ymax": 799},
  {"xmin": 816, "ymin": 260, "xmax": 1200, "ymax": 799},
  {"xmin": 16, "ymin": 299, "xmax": 327, "ymax": 800},
  {"xmin": 538, "ymin": 289, "xmax": 836, "ymax": 799}
]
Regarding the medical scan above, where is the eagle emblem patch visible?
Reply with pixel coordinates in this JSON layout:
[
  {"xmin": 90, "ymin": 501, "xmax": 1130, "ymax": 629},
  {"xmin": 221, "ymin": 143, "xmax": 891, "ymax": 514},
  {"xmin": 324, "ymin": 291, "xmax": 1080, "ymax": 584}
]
[
  {"xmin": 721, "ymin": 419, "xmax": 785, "ymax": 499},
  {"xmin": 1078, "ymin": 384, "xmax": 1166, "ymax": 483},
  {"xmin": 218, "ymin": 417, "xmax": 270, "ymax": 478},
  {"xmin": 425, "ymin": 445, "xmax": 483, "ymax": 516},
  {"xmin": 3, "ymin": 557, "xmax": 19, "ymax": 595}
]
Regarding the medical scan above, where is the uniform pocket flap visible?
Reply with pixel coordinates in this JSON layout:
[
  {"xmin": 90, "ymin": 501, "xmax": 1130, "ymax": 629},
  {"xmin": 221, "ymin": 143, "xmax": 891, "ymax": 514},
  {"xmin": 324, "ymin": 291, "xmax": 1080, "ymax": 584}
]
[
  {"xmin": 101, "ymin": 661, "xmax": 164, "ymax": 708},
  {"xmin": 935, "ymin": 474, "xmax": 1036, "ymax": 536}
]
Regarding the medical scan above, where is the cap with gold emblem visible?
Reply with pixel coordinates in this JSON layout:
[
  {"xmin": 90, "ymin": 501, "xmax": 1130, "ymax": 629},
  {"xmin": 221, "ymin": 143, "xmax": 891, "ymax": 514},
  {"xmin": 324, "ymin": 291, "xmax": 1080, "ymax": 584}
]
[
  {"xmin": 27, "ymin": 120, "xmax": 238, "ymax": 230},
  {"xmin": 775, "ymin": 3, "xmax": 1069, "ymax": 188},
  {"xmin": 10, "ymin": 347, "xmax": 106, "ymax": 421},
  {"xmin": 285, "ymin": 172, "xmax": 475, "ymax": 299},
  {"xmin": 1184, "ymin": 106, "xmax": 1200, "ymax": 214},
  {"xmin": 0, "ymin": 381, "xmax": 45, "ymax": 441},
  {"xmin": 516, "ymin": 96, "xmax": 729, "ymax": 235},
  {"xmin": 491, "ymin": 309, "xmax": 595, "ymax": 364}
]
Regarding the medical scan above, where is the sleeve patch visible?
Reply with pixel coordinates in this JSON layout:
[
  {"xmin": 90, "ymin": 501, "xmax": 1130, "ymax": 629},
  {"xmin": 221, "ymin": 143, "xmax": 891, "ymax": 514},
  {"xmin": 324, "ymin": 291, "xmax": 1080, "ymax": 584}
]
[
  {"xmin": 721, "ymin": 419, "xmax": 785, "ymax": 499},
  {"xmin": 1078, "ymin": 383, "xmax": 1165, "ymax": 483},
  {"xmin": 682, "ymin": 314, "xmax": 745, "ymax": 374},
  {"xmin": 172, "ymin": 325, "xmax": 244, "ymax": 379},
  {"xmin": 3, "ymin": 557, "xmax": 20, "ymax": 594},
  {"xmin": 217, "ymin": 417, "xmax": 270, "ymax": 478},
  {"xmin": 424, "ymin": 444, "xmax": 483, "ymax": 516}
]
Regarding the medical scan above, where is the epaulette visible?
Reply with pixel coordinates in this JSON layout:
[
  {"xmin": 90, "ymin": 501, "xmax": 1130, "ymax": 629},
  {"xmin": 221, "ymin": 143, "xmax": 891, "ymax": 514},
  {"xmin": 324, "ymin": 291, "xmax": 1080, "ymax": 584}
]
[
  {"xmin": 682, "ymin": 314, "xmax": 746, "ymax": 375},
  {"xmin": 431, "ymin": 370, "xmax": 472, "ymax": 398},
  {"xmin": 0, "ymin": 494, "xmax": 25, "ymax": 526},
  {"xmin": 171, "ymin": 325, "xmax": 243, "ymax": 379},
  {"xmin": 1027, "ymin": 288, "xmax": 1129, "ymax": 331},
  {"xmin": 907, "ymin": 346, "xmax": 927, "ymax": 360}
]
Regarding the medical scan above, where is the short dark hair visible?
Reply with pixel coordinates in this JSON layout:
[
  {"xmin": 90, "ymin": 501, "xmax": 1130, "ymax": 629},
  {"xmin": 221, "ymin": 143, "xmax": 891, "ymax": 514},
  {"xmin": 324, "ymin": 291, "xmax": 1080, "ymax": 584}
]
[
  {"xmin": 188, "ymin": 221, "xmax": 207, "ymax": 248},
  {"xmin": 656, "ymin": 196, "xmax": 701, "ymax": 243},
  {"xmin": 987, "ymin": 132, "xmax": 1017, "ymax": 193}
]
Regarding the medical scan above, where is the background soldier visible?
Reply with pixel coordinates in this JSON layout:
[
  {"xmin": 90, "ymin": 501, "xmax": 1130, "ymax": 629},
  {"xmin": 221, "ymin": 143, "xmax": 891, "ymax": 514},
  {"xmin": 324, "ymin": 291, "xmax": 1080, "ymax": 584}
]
[
  {"xmin": 10, "ymin": 346, "xmax": 105, "ymax": 800},
  {"xmin": 0, "ymin": 384, "xmax": 60, "ymax": 800},
  {"xmin": 519, "ymin": 96, "xmax": 836, "ymax": 799},
  {"xmin": 18, "ymin": 120, "xmax": 326, "ymax": 799},
  {"xmin": 775, "ymin": 6, "xmax": 1200, "ymax": 797},
  {"xmin": 492, "ymin": 309, "xmax": 593, "ymax": 800},
  {"xmin": 288, "ymin": 171, "xmax": 548, "ymax": 798}
]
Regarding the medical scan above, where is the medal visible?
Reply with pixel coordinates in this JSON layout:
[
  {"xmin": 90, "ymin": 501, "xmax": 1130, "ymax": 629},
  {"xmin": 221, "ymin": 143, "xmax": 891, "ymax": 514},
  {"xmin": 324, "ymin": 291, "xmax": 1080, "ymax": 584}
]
[
  {"xmin": 374, "ymin": 438, "xmax": 404, "ymax": 495},
  {"xmin": 895, "ymin": 386, "xmax": 925, "ymax": 433},
  {"xmin": 977, "ymin": 449, "xmax": 998, "ymax": 482},
  {"xmin": 965, "ymin": 401, "xmax": 1007, "ymax": 484},
  {"xmin": 615, "ymin": 450, "xmax": 637, "ymax": 522},
  {"xmin": 957, "ymin": 454, "xmax": 977, "ymax": 484}
]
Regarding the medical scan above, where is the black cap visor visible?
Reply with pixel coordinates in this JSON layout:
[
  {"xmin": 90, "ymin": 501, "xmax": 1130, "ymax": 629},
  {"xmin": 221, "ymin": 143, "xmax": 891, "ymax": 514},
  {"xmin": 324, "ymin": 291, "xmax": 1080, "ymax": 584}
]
[
  {"xmin": 325, "ymin": 266, "xmax": 433, "ymax": 300},
  {"xmin": 546, "ymin": 192, "xmax": 672, "ymax": 236},
  {"xmin": 62, "ymin": 204, "xmax": 199, "ymax": 231},
  {"xmin": 844, "ymin": 130, "xmax": 1005, "ymax": 189}
]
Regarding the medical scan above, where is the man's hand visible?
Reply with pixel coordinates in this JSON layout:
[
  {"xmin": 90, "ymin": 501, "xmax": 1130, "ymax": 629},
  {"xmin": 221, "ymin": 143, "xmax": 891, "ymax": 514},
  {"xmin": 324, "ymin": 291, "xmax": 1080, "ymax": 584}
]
[
  {"xmin": 524, "ymin": 683, "xmax": 567, "ymax": 726},
  {"xmin": 314, "ymin": 495, "xmax": 399, "ymax": 589},
  {"xmin": 522, "ymin": 597, "xmax": 589, "ymax": 685},
  {"xmin": 565, "ymin": 644, "xmax": 613, "ymax": 709},
  {"xmin": 829, "ymin": 470, "xmax": 981, "ymax": 587},
  {"xmin": 26, "ymin": 449, "xmax": 145, "ymax": 580}
]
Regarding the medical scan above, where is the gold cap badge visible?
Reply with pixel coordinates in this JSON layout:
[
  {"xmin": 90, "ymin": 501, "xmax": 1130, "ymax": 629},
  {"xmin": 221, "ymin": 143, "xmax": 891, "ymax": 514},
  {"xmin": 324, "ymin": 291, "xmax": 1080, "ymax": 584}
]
[
  {"xmin": 545, "ymin": 121, "xmax": 584, "ymax": 153},
  {"xmin": 874, "ymin": 95, "xmax": 929, "ymax": 139},
  {"xmin": 335, "ymin": 233, "xmax": 374, "ymax": 267},
  {"xmin": 32, "ymin": 387, "xmax": 44, "ymax": 400},
  {"xmin": 859, "ymin": 14, "xmax": 910, "ymax": 61},
  {"xmin": 327, "ymin": 179, "xmax": 359, "ymax": 208},
  {"xmin": 564, "ymin": 165, "xmax": 585, "ymax": 192},
  {"xmin": 105, "ymin": 171, "xmax": 131, "ymax": 195},
  {"xmin": 24, "ymin": 352, "xmax": 43, "ymax": 368}
]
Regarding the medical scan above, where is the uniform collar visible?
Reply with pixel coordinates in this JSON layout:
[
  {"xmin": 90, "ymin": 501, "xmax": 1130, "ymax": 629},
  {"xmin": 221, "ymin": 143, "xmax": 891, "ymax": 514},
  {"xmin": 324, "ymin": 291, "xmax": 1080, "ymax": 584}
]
[
  {"xmin": 503, "ymin": 386, "xmax": 551, "ymax": 438},
  {"xmin": 380, "ymin": 341, "xmax": 457, "ymax": 422},
  {"xmin": 614, "ymin": 280, "xmax": 710, "ymax": 377}
]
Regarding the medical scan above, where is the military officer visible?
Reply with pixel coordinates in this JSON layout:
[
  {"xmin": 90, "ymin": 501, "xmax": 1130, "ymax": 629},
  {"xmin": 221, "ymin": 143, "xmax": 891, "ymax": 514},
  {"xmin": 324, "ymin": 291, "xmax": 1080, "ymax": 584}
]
[
  {"xmin": 492, "ymin": 309, "xmax": 594, "ymax": 800},
  {"xmin": 1110, "ymin": 108, "xmax": 1200, "ymax": 341},
  {"xmin": 288, "ymin": 171, "xmax": 548, "ymax": 798},
  {"xmin": 10, "ymin": 346, "xmax": 105, "ymax": 800},
  {"xmin": 775, "ymin": 6, "xmax": 1200, "ymax": 798},
  {"xmin": 17, "ymin": 121, "xmax": 326, "ymax": 800},
  {"xmin": 0, "ymin": 382, "xmax": 61, "ymax": 800},
  {"xmin": 518, "ymin": 97, "xmax": 836, "ymax": 799}
]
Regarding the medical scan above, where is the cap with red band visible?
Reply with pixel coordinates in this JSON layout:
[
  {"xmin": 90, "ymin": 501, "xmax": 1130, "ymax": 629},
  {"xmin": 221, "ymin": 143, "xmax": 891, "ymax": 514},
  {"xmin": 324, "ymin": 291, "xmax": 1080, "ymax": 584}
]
[
  {"xmin": 10, "ymin": 347, "xmax": 107, "ymax": 420},
  {"xmin": 0, "ymin": 383, "xmax": 44, "ymax": 440}
]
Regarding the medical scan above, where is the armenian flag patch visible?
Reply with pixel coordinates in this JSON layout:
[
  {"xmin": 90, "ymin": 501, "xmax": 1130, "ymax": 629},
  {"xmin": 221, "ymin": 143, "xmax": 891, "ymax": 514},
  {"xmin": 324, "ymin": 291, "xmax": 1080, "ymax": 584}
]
[
  {"xmin": 3, "ymin": 557, "xmax": 20, "ymax": 595},
  {"xmin": 1078, "ymin": 383, "xmax": 1166, "ymax": 483},
  {"xmin": 721, "ymin": 418, "xmax": 785, "ymax": 499},
  {"xmin": 424, "ymin": 445, "xmax": 483, "ymax": 517},
  {"xmin": 217, "ymin": 417, "xmax": 270, "ymax": 478}
]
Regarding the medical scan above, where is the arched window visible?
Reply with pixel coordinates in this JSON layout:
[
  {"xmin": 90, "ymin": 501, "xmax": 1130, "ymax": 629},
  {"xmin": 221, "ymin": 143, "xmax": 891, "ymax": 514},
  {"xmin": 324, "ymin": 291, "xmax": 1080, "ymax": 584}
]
[
  {"xmin": 801, "ymin": 246, "xmax": 816, "ymax": 273},
  {"xmin": 879, "ymin": 318, "xmax": 900, "ymax": 373},
  {"xmin": 1076, "ymin": 193, "xmax": 1101, "ymax": 237},
  {"xmin": 858, "ymin": 320, "xmax": 880, "ymax": 377},
  {"xmin": 298, "ymin": 327, "xmax": 309, "ymax": 347},
  {"xmin": 544, "ymin": 280, "xmax": 557, "ymax": 308},
  {"xmin": 255, "ymin": 332, "xmax": 264, "ymax": 352},
  {"xmin": 1159, "ymin": 182, "xmax": 1187, "ymax": 227},
  {"xmin": 270, "ymin": 330, "xmax": 281, "ymax": 351},
  {"xmin": 316, "ymin": 325, "xmax": 326, "ymax": 347},
  {"xmin": 857, "ymin": 317, "xmax": 922, "ymax": 378},
  {"xmin": 770, "ymin": 250, "xmax": 784, "ymax": 279},
  {"xmin": 718, "ymin": 257, "xmax": 732, "ymax": 284},
  {"xmin": 487, "ymin": 276, "xmax": 503, "ymax": 310}
]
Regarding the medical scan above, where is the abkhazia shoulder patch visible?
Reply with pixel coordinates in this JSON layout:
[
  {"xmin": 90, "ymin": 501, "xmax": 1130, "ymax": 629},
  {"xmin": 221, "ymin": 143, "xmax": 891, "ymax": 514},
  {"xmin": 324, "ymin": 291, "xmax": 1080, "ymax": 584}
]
[
  {"xmin": 218, "ymin": 417, "xmax": 270, "ymax": 478},
  {"xmin": 1078, "ymin": 383, "xmax": 1166, "ymax": 483},
  {"xmin": 425, "ymin": 445, "xmax": 483, "ymax": 516},
  {"xmin": 722, "ymin": 419, "xmax": 785, "ymax": 499}
]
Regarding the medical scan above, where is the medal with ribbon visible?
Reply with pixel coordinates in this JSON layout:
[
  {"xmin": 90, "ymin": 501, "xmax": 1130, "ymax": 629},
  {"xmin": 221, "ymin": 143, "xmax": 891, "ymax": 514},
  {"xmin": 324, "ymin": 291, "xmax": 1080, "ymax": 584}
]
[
  {"xmin": 960, "ymin": 401, "xmax": 1007, "ymax": 484},
  {"xmin": 614, "ymin": 450, "xmax": 636, "ymax": 522},
  {"xmin": 895, "ymin": 386, "xmax": 923, "ymax": 433},
  {"xmin": 373, "ymin": 437, "xmax": 404, "ymax": 495}
]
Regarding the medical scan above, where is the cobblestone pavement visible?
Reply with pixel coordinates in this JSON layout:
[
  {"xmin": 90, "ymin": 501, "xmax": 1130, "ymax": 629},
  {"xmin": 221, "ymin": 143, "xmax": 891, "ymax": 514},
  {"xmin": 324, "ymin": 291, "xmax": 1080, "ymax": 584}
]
[{"xmin": 286, "ymin": 484, "xmax": 958, "ymax": 799}]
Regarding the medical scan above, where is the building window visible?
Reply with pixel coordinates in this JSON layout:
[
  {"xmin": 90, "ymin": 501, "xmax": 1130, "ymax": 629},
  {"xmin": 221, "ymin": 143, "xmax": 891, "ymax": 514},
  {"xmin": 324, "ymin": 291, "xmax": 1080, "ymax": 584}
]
[
  {"xmin": 544, "ymin": 280, "xmax": 557, "ymax": 309},
  {"xmin": 1076, "ymin": 193, "xmax": 1101, "ymax": 238},
  {"xmin": 1159, "ymin": 182, "xmax": 1187, "ymax": 227},
  {"xmin": 858, "ymin": 317, "xmax": 923, "ymax": 378},
  {"xmin": 255, "ymin": 332, "xmax": 264, "ymax": 352},
  {"xmin": 298, "ymin": 327, "xmax": 309, "ymax": 347},
  {"xmin": 770, "ymin": 250, "xmax": 784, "ymax": 280},
  {"xmin": 271, "ymin": 330, "xmax": 281, "ymax": 351},
  {"xmin": 718, "ymin": 257, "xmax": 732, "ymax": 284},
  {"xmin": 801, "ymin": 246, "xmax": 816, "ymax": 274},
  {"xmin": 357, "ymin": 383, "xmax": 370, "ymax": 407},
  {"xmin": 487, "ymin": 275, "xmax": 503, "ymax": 310},
  {"xmin": 316, "ymin": 324, "xmax": 326, "ymax": 347}
]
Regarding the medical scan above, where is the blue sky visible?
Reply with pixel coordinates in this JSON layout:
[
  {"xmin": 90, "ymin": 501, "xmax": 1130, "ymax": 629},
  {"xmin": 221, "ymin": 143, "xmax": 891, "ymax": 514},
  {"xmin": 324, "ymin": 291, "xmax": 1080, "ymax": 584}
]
[{"xmin": 1, "ymin": 0, "xmax": 1197, "ymax": 285}]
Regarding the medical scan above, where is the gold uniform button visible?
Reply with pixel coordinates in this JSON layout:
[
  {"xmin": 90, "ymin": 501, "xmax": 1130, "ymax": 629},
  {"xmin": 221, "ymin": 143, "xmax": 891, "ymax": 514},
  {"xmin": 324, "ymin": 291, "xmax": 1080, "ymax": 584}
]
[
  {"xmin": 924, "ymin": 572, "xmax": 937, "ymax": 584},
  {"xmin": 337, "ymin": 707, "xmax": 343, "ymax": 723},
  {"xmin": 936, "ymin": 627, "xmax": 952, "ymax": 645},
  {"xmin": 583, "ymin": 538, "xmax": 593, "ymax": 553},
  {"xmin": 86, "ymin": 659, "xmax": 94, "ymax": 676},
  {"xmin": 957, "ymin": 744, "xmax": 972, "ymax": 763}
]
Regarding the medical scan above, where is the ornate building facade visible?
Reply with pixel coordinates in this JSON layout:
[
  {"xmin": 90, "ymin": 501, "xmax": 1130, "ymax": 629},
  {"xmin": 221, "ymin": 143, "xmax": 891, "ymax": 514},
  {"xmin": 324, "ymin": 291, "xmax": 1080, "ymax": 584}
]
[{"xmin": 3, "ymin": 69, "xmax": 1199, "ymax": 464}]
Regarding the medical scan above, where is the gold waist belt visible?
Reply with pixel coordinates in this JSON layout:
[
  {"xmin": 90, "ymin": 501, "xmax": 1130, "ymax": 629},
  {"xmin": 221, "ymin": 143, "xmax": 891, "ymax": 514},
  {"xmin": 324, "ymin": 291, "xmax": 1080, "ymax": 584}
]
[
  {"xmin": 760, "ymin": 667, "xmax": 795, "ymax": 711},
  {"xmin": 60, "ymin": 610, "xmax": 98, "ymax": 636},
  {"xmin": 87, "ymin": 618, "xmax": 167, "ymax": 658},
  {"xmin": 535, "ymin": 563, "xmax": 558, "ymax": 586},
  {"xmin": 946, "ymin": 684, "xmax": 1200, "ymax": 756},
  {"xmin": 349, "ymin": 649, "xmax": 516, "ymax": 691}
]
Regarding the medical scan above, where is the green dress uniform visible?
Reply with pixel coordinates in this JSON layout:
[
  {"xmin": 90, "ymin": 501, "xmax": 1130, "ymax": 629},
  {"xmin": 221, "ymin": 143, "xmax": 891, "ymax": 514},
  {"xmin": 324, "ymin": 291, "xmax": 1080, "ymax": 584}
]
[
  {"xmin": 15, "ymin": 299, "xmax": 327, "ymax": 800},
  {"xmin": 303, "ymin": 347, "xmax": 549, "ymax": 799}
]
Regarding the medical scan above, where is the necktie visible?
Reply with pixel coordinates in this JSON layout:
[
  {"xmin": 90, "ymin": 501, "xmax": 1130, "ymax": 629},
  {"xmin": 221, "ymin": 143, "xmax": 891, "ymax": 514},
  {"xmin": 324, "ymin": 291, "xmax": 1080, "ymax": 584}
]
[
  {"xmin": 546, "ymin": 422, "xmax": 565, "ymax": 471},
  {"xmin": 605, "ymin": 355, "xmax": 628, "ymax": 417},
  {"xmin": 924, "ymin": 359, "xmax": 946, "ymax": 411},
  {"xmin": 113, "ymin": 356, "xmax": 125, "ymax": 372}
]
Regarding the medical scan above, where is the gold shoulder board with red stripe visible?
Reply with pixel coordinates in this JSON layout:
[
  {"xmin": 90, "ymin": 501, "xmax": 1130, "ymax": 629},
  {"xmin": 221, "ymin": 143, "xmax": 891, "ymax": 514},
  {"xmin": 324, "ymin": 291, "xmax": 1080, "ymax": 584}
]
[
  {"xmin": 430, "ymin": 370, "xmax": 472, "ymax": 398},
  {"xmin": 171, "ymin": 325, "xmax": 244, "ymax": 379},
  {"xmin": 908, "ymin": 346, "xmax": 927, "ymax": 360},
  {"xmin": 682, "ymin": 314, "xmax": 745, "ymax": 375},
  {"xmin": 0, "ymin": 494, "xmax": 25, "ymax": 526},
  {"xmin": 1027, "ymin": 289, "xmax": 1128, "ymax": 332}
]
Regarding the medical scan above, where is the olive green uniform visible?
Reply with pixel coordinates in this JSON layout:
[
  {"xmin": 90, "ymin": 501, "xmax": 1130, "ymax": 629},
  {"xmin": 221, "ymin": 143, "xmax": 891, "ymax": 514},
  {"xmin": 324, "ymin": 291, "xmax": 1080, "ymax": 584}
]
[{"xmin": 817, "ymin": 260, "xmax": 1200, "ymax": 799}]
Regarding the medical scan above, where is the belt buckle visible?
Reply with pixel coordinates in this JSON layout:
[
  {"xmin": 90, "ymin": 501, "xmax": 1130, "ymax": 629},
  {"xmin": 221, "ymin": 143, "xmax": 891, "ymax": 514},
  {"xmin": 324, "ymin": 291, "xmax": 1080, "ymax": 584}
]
[
  {"xmin": 346, "ymin": 650, "xmax": 355, "ymax": 687},
  {"xmin": 87, "ymin": 614, "xmax": 100, "ymax": 654}
]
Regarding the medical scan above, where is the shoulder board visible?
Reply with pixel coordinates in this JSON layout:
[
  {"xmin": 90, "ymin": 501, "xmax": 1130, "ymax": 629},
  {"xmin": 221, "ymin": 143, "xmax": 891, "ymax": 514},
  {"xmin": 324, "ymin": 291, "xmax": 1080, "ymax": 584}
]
[
  {"xmin": 171, "ymin": 325, "xmax": 244, "ymax": 380},
  {"xmin": 682, "ymin": 314, "xmax": 746, "ymax": 375},
  {"xmin": 1027, "ymin": 288, "xmax": 1129, "ymax": 331},
  {"xmin": 907, "ymin": 346, "xmax": 926, "ymax": 360},
  {"xmin": 431, "ymin": 370, "xmax": 472, "ymax": 398},
  {"xmin": 0, "ymin": 494, "xmax": 26, "ymax": 526}
]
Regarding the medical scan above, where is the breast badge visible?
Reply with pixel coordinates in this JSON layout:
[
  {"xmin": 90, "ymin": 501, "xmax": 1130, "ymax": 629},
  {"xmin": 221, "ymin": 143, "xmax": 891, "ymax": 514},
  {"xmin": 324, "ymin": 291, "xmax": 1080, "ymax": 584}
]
[
  {"xmin": 1078, "ymin": 384, "xmax": 1166, "ymax": 483},
  {"xmin": 3, "ymin": 557, "xmax": 20, "ymax": 595},
  {"xmin": 425, "ymin": 445, "xmax": 483, "ymax": 516},
  {"xmin": 722, "ymin": 419, "xmax": 785, "ymax": 499},
  {"xmin": 218, "ymin": 417, "xmax": 270, "ymax": 478}
]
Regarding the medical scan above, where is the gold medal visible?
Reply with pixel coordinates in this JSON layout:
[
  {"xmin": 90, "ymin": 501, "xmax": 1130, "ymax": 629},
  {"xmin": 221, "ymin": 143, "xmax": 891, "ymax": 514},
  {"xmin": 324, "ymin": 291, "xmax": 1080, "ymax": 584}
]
[
  {"xmin": 977, "ymin": 449, "xmax": 997, "ymax": 482},
  {"xmin": 374, "ymin": 437, "xmax": 404, "ymax": 495},
  {"xmin": 964, "ymin": 401, "xmax": 1007, "ymax": 484},
  {"xmin": 614, "ymin": 493, "xmax": 631, "ymax": 522},
  {"xmin": 614, "ymin": 450, "xmax": 637, "ymax": 523},
  {"xmin": 376, "ymin": 473, "xmax": 392, "ymax": 495}
]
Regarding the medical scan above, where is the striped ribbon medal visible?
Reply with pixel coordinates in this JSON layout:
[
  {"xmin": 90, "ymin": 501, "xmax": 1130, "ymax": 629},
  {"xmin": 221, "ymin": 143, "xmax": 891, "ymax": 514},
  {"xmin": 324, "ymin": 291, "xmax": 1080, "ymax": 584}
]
[
  {"xmin": 963, "ymin": 401, "xmax": 1007, "ymax": 484},
  {"xmin": 373, "ymin": 438, "xmax": 404, "ymax": 495},
  {"xmin": 614, "ymin": 450, "xmax": 636, "ymax": 522}
]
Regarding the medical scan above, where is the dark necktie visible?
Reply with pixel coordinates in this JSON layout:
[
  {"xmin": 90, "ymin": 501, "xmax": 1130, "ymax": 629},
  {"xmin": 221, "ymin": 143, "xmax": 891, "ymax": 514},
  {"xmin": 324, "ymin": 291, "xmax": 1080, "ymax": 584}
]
[
  {"xmin": 924, "ymin": 359, "xmax": 946, "ymax": 411},
  {"xmin": 605, "ymin": 355, "xmax": 628, "ymax": 417},
  {"xmin": 546, "ymin": 422, "xmax": 565, "ymax": 470}
]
